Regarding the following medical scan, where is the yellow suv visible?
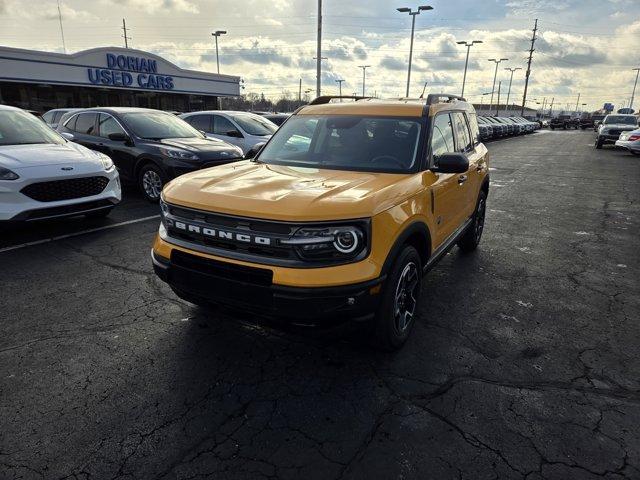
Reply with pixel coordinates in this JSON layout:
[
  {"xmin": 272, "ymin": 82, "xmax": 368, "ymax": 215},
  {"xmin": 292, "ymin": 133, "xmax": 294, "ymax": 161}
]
[{"xmin": 152, "ymin": 94, "xmax": 489, "ymax": 349}]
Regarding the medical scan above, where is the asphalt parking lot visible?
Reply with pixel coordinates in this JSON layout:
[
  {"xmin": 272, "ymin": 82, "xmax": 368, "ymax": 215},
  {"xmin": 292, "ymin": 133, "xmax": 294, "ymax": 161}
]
[{"xmin": 1, "ymin": 130, "xmax": 639, "ymax": 479}]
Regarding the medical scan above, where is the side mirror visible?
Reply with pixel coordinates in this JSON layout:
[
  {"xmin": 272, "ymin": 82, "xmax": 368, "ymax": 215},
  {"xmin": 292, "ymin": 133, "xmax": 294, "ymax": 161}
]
[
  {"xmin": 226, "ymin": 130, "xmax": 244, "ymax": 138},
  {"xmin": 245, "ymin": 142, "xmax": 265, "ymax": 159},
  {"xmin": 432, "ymin": 153, "xmax": 469, "ymax": 174},
  {"xmin": 108, "ymin": 132, "xmax": 128, "ymax": 142},
  {"xmin": 60, "ymin": 132, "xmax": 75, "ymax": 141}
]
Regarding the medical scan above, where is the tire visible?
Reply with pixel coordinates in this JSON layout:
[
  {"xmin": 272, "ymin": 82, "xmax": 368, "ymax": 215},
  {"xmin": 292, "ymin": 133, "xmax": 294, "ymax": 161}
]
[
  {"xmin": 550, "ymin": 126, "xmax": 555, "ymax": 130},
  {"xmin": 373, "ymin": 245, "xmax": 422, "ymax": 351},
  {"xmin": 630, "ymin": 150, "xmax": 640, "ymax": 156},
  {"xmin": 171, "ymin": 286, "xmax": 217, "ymax": 310},
  {"xmin": 458, "ymin": 190, "xmax": 487, "ymax": 253},
  {"xmin": 138, "ymin": 163, "xmax": 166, "ymax": 203},
  {"xmin": 595, "ymin": 137, "xmax": 603, "ymax": 149},
  {"xmin": 85, "ymin": 207, "xmax": 113, "ymax": 219}
]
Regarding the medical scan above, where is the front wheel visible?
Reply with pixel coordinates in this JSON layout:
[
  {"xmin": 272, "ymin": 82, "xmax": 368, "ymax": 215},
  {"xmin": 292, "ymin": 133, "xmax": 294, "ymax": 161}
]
[
  {"xmin": 458, "ymin": 191, "xmax": 487, "ymax": 252},
  {"xmin": 138, "ymin": 163, "xmax": 166, "ymax": 203},
  {"xmin": 373, "ymin": 245, "xmax": 422, "ymax": 351},
  {"xmin": 595, "ymin": 138, "xmax": 603, "ymax": 149}
]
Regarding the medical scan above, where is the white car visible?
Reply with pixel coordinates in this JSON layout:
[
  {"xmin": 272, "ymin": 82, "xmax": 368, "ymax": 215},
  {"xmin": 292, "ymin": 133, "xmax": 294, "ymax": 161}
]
[
  {"xmin": 615, "ymin": 128, "xmax": 640, "ymax": 155},
  {"xmin": 42, "ymin": 108, "xmax": 82, "ymax": 130},
  {"xmin": 0, "ymin": 105, "xmax": 121, "ymax": 222},
  {"xmin": 180, "ymin": 110, "xmax": 277, "ymax": 155}
]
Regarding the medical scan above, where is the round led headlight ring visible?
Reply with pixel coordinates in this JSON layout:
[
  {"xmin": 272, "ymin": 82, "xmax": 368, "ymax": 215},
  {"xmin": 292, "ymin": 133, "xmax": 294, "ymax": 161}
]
[{"xmin": 333, "ymin": 228, "xmax": 359, "ymax": 254}]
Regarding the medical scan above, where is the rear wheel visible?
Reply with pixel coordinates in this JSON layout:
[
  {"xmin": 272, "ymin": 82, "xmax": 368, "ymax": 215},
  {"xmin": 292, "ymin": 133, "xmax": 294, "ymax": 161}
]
[
  {"xmin": 458, "ymin": 190, "xmax": 487, "ymax": 252},
  {"xmin": 373, "ymin": 245, "xmax": 422, "ymax": 351},
  {"xmin": 138, "ymin": 163, "xmax": 166, "ymax": 203}
]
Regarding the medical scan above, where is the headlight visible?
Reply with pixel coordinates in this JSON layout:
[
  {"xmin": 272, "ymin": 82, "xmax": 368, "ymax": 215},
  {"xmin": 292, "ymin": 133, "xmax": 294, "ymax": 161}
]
[
  {"xmin": 159, "ymin": 197, "xmax": 170, "ymax": 217},
  {"xmin": 159, "ymin": 147, "xmax": 199, "ymax": 161},
  {"xmin": 282, "ymin": 224, "xmax": 368, "ymax": 262},
  {"xmin": 98, "ymin": 154, "xmax": 114, "ymax": 171},
  {"xmin": 0, "ymin": 166, "xmax": 19, "ymax": 180}
]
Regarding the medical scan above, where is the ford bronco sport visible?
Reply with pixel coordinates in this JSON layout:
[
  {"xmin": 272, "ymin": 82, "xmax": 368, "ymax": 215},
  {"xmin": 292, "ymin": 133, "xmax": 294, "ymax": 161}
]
[{"xmin": 152, "ymin": 94, "xmax": 490, "ymax": 350}]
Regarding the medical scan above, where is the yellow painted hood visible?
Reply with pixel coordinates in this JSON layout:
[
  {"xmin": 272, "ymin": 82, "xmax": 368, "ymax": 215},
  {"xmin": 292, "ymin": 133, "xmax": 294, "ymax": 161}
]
[{"xmin": 162, "ymin": 160, "xmax": 421, "ymax": 221}]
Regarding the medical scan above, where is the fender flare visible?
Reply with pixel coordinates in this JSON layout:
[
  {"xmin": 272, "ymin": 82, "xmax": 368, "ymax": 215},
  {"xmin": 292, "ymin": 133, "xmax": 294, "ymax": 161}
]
[{"xmin": 381, "ymin": 221, "xmax": 432, "ymax": 276}]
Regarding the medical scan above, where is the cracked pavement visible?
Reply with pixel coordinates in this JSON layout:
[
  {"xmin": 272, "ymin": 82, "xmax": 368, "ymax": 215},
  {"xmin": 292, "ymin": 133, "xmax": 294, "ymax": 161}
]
[{"xmin": 1, "ymin": 130, "xmax": 639, "ymax": 479}]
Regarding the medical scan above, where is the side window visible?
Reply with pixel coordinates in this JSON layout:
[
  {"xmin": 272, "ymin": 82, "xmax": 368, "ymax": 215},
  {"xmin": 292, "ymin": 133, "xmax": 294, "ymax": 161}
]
[
  {"xmin": 452, "ymin": 112, "xmax": 472, "ymax": 152},
  {"xmin": 64, "ymin": 114, "xmax": 78, "ymax": 131},
  {"xmin": 431, "ymin": 113, "xmax": 455, "ymax": 158},
  {"xmin": 186, "ymin": 115, "xmax": 212, "ymax": 133},
  {"xmin": 52, "ymin": 111, "xmax": 65, "ymax": 124},
  {"xmin": 467, "ymin": 113, "xmax": 480, "ymax": 145},
  {"xmin": 42, "ymin": 111, "xmax": 54, "ymax": 124},
  {"xmin": 98, "ymin": 113, "xmax": 125, "ymax": 138},
  {"xmin": 75, "ymin": 113, "xmax": 98, "ymax": 135},
  {"xmin": 213, "ymin": 115, "xmax": 239, "ymax": 135}
]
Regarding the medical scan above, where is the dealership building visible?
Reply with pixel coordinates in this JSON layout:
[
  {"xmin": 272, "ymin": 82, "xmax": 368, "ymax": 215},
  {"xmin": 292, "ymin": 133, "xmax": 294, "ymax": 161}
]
[{"xmin": 0, "ymin": 46, "xmax": 241, "ymax": 113}]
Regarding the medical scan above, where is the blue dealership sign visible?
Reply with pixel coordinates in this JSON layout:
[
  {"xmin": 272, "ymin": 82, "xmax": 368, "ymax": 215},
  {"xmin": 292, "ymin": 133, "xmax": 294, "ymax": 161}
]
[{"xmin": 87, "ymin": 53, "xmax": 174, "ymax": 90}]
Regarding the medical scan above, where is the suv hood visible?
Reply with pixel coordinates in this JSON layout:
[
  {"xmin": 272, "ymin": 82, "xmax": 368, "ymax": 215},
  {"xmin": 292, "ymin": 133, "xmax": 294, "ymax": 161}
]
[
  {"xmin": 162, "ymin": 161, "xmax": 419, "ymax": 221},
  {"xmin": 0, "ymin": 141, "xmax": 102, "ymax": 170},
  {"xmin": 158, "ymin": 137, "xmax": 241, "ymax": 154}
]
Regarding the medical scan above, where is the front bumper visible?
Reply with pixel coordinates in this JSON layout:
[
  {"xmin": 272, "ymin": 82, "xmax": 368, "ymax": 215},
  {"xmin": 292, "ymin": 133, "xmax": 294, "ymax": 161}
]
[{"xmin": 152, "ymin": 247, "xmax": 383, "ymax": 325}]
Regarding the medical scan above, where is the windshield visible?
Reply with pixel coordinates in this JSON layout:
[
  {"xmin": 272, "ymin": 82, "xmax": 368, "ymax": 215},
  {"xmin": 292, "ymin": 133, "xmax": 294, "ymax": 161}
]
[
  {"xmin": 0, "ymin": 110, "xmax": 65, "ymax": 146},
  {"xmin": 122, "ymin": 112, "xmax": 203, "ymax": 139},
  {"xmin": 258, "ymin": 115, "xmax": 422, "ymax": 173},
  {"xmin": 229, "ymin": 113, "xmax": 277, "ymax": 136},
  {"xmin": 604, "ymin": 115, "xmax": 637, "ymax": 125}
]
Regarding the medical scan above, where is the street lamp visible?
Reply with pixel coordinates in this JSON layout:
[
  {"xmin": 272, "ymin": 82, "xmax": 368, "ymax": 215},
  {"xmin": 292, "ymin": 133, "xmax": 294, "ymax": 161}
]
[
  {"xmin": 503, "ymin": 66, "xmax": 522, "ymax": 112},
  {"xmin": 487, "ymin": 58, "xmax": 508, "ymax": 112},
  {"xmin": 456, "ymin": 40, "xmax": 482, "ymax": 98},
  {"xmin": 211, "ymin": 30, "xmax": 227, "ymax": 74},
  {"xmin": 630, "ymin": 68, "xmax": 640, "ymax": 110},
  {"xmin": 479, "ymin": 91, "xmax": 491, "ymax": 111},
  {"xmin": 359, "ymin": 65, "xmax": 371, "ymax": 97},
  {"xmin": 397, "ymin": 5, "xmax": 433, "ymax": 97}
]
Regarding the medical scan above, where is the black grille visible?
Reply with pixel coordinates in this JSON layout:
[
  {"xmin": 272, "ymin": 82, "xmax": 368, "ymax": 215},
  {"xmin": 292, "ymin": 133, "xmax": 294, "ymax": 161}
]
[
  {"xmin": 171, "ymin": 250, "xmax": 273, "ymax": 286},
  {"xmin": 21, "ymin": 176, "xmax": 110, "ymax": 202}
]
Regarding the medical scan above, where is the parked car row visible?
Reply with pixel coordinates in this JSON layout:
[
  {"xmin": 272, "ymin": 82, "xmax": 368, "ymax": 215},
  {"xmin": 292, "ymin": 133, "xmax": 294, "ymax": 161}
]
[
  {"xmin": 592, "ymin": 113, "xmax": 640, "ymax": 154},
  {"xmin": 477, "ymin": 115, "xmax": 540, "ymax": 141}
]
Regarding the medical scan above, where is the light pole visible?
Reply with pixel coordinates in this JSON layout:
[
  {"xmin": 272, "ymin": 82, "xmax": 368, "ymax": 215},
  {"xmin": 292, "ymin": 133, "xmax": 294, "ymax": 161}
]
[
  {"xmin": 397, "ymin": 5, "xmax": 433, "ymax": 97},
  {"xmin": 359, "ymin": 65, "xmax": 371, "ymax": 97},
  {"xmin": 630, "ymin": 68, "xmax": 640, "ymax": 110},
  {"xmin": 488, "ymin": 58, "xmax": 508, "ymax": 112},
  {"xmin": 211, "ymin": 30, "xmax": 227, "ymax": 74},
  {"xmin": 574, "ymin": 93, "xmax": 581, "ymax": 114},
  {"xmin": 457, "ymin": 40, "xmax": 482, "ymax": 98},
  {"xmin": 336, "ymin": 79, "xmax": 345, "ymax": 99},
  {"xmin": 479, "ymin": 92, "xmax": 491, "ymax": 112},
  {"xmin": 503, "ymin": 66, "xmax": 521, "ymax": 112}
]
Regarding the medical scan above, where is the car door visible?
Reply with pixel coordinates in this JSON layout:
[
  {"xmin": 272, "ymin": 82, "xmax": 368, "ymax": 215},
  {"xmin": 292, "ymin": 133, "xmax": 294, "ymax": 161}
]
[
  {"xmin": 428, "ymin": 112, "xmax": 471, "ymax": 247},
  {"xmin": 456, "ymin": 112, "xmax": 486, "ymax": 214},
  {"xmin": 95, "ymin": 113, "xmax": 138, "ymax": 181},
  {"xmin": 211, "ymin": 114, "xmax": 246, "ymax": 151}
]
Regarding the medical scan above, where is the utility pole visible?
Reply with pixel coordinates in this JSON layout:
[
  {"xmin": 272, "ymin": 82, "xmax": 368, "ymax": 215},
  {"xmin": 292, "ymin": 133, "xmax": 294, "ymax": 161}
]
[
  {"xmin": 504, "ymin": 66, "xmax": 522, "ymax": 113},
  {"xmin": 211, "ymin": 30, "xmax": 227, "ymax": 74},
  {"xmin": 336, "ymin": 79, "xmax": 344, "ymax": 99},
  {"xmin": 521, "ymin": 18, "xmax": 538, "ymax": 115},
  {"xmin": 359, "ymin": 65, "xmax": 371, "ymax": 97},
  {"xmin": 397, "ymin": 6, "xmax": 433, "ymax": 98},
  {"xmin": 496, "ymin": 81, "xmax": 501, "ymax": 116},
  {"xmin": 122, "ymin": 19, "xmax": 131, "ymax": 48},
  {"xmin": 548, "ymin": 97, "xmax": 554, "ymax": 117},
  {"xmin": 316, "ymin": 0, "xmax": 323, "ymax": 97},
  {"xmin": 574, "ymin": 92, "xmax": 581, "ymax": 114},
  {"xmin": 57, "ymin": 0, "xmax": 66, "ymax": 54},
  {"xmin": 488, "ymin": 58, "xmax": 508, "ymax": 113},
  {"xmin": 457, "ymin": 40, "xmax": 483, "ymax": 98},
  {"xmin": 298, "ymin": 78, "xmax": 302, "ymax": 102},
  {"xmin": 630, "ymin": 68, "xmax": 640, "ymax": 110}
]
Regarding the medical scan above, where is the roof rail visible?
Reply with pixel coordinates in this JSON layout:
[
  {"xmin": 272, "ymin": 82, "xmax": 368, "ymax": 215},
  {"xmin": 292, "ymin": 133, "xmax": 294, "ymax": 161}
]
[
  {"xmin": 308, "ymin": 95, "xmax": 372, "ymax": 105},
  {"xmin": 426, "ymin": 93, "xmax": 466, "ymax": 105}
]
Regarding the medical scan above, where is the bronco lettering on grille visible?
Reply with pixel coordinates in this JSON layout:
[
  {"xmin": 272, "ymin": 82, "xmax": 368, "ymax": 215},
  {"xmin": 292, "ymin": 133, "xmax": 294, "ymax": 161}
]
[{"xmin": 170, "ymin": 220, "xmax": 272, "ymax": 246}]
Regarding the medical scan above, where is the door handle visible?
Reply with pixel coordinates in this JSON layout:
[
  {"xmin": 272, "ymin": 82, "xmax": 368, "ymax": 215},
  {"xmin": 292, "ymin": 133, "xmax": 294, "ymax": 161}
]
[{"xmin": 458, "ymin": 174, "xmax": 467, "ymax": 185}]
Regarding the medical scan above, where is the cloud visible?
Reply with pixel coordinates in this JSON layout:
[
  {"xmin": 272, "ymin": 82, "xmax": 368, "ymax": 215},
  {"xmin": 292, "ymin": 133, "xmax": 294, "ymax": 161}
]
[
  {"xmin": 380, "ymin": 56, "xmax": 406, "ymax": 71},
  {"xmin": 0, "ymin": 0, "xmax": 6, "ymax": 14},
  {"xmin": 102, "ymin": 0, "xmax": 199, "ymax": 14},
  {"xmin": 41, "ymin": 4, "xmax": 97, "ymax": 22}
]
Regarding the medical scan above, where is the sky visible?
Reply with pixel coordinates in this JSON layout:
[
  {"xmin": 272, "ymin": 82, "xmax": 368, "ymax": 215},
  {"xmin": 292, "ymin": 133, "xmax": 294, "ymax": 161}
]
[{"xmin": 0, "ymin": 0, "xmax": 639, "ymax": 112}]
